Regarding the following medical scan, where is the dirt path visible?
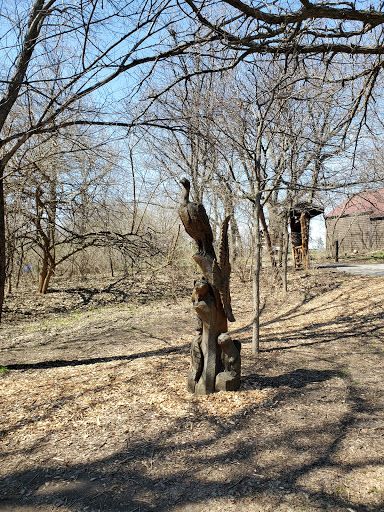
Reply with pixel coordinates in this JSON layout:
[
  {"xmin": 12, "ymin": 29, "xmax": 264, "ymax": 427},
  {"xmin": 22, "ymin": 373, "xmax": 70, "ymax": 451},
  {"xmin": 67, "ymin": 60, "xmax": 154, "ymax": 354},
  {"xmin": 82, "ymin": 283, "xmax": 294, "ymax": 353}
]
[{"xmin": 0, "ymin": 269, "xmax": 383, "ymax": 512}]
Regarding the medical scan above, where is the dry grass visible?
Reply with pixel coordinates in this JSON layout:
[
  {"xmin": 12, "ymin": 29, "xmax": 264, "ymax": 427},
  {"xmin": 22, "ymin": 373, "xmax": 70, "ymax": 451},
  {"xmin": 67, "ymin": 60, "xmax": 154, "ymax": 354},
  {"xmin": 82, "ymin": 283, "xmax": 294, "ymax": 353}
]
[{"xmin": 0, "ymin": 267, "xmax": 383, "ymax": 512}]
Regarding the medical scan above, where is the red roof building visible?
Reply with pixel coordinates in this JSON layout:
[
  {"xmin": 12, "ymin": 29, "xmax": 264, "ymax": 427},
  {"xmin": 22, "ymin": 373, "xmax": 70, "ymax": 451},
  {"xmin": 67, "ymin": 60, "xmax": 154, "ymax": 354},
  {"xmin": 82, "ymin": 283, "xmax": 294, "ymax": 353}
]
[
  {"xmin": 325, "ymin": 189, "xmax": 384, "ymax": 253},
  {"xmin": 326, "ymin": 188, "xmax": 384, "ymax": 219}
]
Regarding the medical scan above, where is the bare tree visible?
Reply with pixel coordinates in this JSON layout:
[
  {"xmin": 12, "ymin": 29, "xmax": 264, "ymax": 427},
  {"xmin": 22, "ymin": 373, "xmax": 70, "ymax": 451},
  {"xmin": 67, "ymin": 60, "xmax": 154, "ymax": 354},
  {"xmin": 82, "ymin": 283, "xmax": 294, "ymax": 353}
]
[
  {"xmin": 208, "ymin": 57, "xmax": 355, "ymax": 351},
  {"xmin": 183, "ymin": 1, "xmax": 384, "ymax": 58},
  {"xmin": 141, "ymin": 49, "xmax": 363, "ymax": 353},
  {"xmin": 0, "ymin": 0, "xmax": 221, "ymax": 318},
  {"xmin": 143, "ymin": 50, "xmax": 237, "ymax": 241}
]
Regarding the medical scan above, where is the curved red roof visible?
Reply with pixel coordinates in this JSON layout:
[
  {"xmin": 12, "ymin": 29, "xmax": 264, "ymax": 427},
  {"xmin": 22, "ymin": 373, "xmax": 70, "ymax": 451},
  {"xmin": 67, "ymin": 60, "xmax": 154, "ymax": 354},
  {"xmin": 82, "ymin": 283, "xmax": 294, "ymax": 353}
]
[{"xmin": 326, "ymin": 188, "xmax": 384, "ymax": 219}]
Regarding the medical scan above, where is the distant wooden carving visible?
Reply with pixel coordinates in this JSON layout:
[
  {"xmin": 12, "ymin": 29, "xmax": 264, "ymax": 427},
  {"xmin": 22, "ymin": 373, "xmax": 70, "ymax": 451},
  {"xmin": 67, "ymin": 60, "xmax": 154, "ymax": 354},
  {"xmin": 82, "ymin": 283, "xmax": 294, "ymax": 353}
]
[
  {"xmin": 179, "ymin": 178, "xmax": 240, "ymax": 395},
  {"xmin": 289, "ymin": 203, "xmax": 324, "ymax": 270}
]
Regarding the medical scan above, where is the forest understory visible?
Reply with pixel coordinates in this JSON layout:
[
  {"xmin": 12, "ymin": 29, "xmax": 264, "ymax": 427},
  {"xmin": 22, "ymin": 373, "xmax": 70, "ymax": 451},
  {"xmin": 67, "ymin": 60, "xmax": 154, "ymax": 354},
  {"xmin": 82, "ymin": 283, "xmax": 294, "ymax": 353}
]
[{"xmin": 1, "ymin": 267, "xmax": 383, "ymax": 512}]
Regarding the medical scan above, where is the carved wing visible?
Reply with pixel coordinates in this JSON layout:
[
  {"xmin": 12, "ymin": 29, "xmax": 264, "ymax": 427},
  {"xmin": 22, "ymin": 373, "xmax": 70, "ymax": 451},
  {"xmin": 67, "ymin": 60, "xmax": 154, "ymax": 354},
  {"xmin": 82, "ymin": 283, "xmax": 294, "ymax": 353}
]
[
  {"xmin": 178, "ymin": 205, "xmax": 195, "ymax": 241},
  {"xmin": 179, "ymin": 200, "xmax": 215, "ymax": 257},
  {"xmin": 214, "ymin": 216, "xmax": 235, "ymax": 322},
  {"xmin": 196, "ymin": 203, "xmax": 215, "ymax": 256},
  {"xmin": 219, "ymin": 216, "xmax": 231, "ymax": 277}
]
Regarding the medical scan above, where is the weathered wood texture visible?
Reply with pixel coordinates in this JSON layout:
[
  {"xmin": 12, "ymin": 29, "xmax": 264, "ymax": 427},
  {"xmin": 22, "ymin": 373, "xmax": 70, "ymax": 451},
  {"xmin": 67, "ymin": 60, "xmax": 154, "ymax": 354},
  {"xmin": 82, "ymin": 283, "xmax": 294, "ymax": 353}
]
[
  {"xmin": 326, "ymin": 214, "xmax": 384, "ymax": 253},
  {"xmin": 187, "ymin": 230, "xmax": 240, "ymax": 395},
  {"xmin": 289, "ymin": 203, "xmax": 323, "ymax": 269},
  {"xmin": 178, "ymin": 178, "xmax": 240, "ymax": 395},
  {"xmin": 325, "ymin": 189, "xmax": 384, "ymax": 254}
]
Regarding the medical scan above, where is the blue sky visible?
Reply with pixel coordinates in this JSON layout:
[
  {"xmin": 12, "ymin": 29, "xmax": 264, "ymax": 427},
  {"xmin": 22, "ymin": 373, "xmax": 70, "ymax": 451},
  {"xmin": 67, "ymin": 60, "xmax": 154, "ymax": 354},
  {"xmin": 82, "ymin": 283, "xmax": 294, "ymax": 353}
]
[{"xmin": 309, "ymin": 216, "xmax": 326, "ymax": 248}]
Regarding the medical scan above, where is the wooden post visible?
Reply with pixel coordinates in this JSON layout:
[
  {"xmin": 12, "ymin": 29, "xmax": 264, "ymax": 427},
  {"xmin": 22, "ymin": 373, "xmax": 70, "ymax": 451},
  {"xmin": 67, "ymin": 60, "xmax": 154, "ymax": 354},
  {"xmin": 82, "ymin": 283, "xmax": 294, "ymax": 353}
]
[{"xmin": 300, "ymin": 212, "xmax": 310, "ymax": 271}]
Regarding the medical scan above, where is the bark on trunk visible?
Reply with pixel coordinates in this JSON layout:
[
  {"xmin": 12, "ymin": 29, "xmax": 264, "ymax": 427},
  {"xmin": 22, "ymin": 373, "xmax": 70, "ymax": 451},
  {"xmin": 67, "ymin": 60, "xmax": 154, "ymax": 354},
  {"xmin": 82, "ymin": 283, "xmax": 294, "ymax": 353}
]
[
  {"xmin": 282, "ymin": 213, "xmax": 289, "ymax": 293},
  {"xmin": 38, "ymin": 248, "xmax": 55, "ymax": 294},
  {"xmin": 109, "ymin": 252, "xmax": 114, "ymax": 277},
  {"xmin": 252, "ymin": 192, "xmax": 261, "ymax": 355},
  {"xmin": 40, "ymin": 265, "xmax": 54, "ymax": 295},
  {"xmin": 300, "ymin": 212, "xmax": 310, "ymax": 271},
  {"xmin": 259, "ymin": 205, "xmax": 277, "ymax": 271},
  {"xmin": 0, "ymin": 167, "xmax": 5, "ymax": 322},
  {"xmin": 16, "ymin": 245, "xmax": 24, "ymax": 289}
]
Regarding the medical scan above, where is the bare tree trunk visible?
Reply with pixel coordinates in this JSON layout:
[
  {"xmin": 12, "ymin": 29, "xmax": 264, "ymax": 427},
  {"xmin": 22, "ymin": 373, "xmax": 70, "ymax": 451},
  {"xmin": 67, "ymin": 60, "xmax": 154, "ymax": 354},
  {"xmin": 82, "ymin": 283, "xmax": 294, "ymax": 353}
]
[
  {"xmin": 300, "ymin": 212, "xmax": 310, "ymax": 271},
  {"xmin": 40, "ymin": 265, "xmax": 55, "ymax": 294},
  {"xmin": 7, "ymin": 257, "xmax": 13, "ymax": 295},
  {"xmin": 16, "ymin": 244, "xmax": 25, "ymax": 289},
  {"xmin": 39, "ymin": 240, "xmax": 56, "ymax": 294},
  {"xmin": 252, "ymin": 191, "xmax": 261, "ymax": 355},
  {"xmin": 38, "ymin": 239, "xmax": 55, "ymax": 294},
  {"xmin": 259, "ymin": 205, "xmax": 281, "ymax": 279},
  {"xmin": 277, "ymin": 229, "xmax": 284, "ymax": 267},
  {"xmin": 282, "ymin": 213, "xmax": 289, "ymax": 292},
  {"xmin": 38, "ymin": 251, "xmax": 49, "ymax": 293},
  {"xmin": 130, "ymin": 146, "xmax": 138, "ymax": 233},
  {"xmin": 0, "ymin": 166, "xmax": 5, "ymax": 322},
  {"xmin": 109, "ymin": 247, "xmax": 114, "ymax": 277}
]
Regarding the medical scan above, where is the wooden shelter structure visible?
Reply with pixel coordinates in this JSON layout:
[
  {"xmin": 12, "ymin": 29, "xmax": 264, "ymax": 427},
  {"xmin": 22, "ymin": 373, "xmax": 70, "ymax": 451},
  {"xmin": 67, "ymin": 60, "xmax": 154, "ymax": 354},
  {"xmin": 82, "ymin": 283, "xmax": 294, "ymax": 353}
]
[{"xmin": 289, "ymin": 202, "xmax": 324, "ymax": 269}]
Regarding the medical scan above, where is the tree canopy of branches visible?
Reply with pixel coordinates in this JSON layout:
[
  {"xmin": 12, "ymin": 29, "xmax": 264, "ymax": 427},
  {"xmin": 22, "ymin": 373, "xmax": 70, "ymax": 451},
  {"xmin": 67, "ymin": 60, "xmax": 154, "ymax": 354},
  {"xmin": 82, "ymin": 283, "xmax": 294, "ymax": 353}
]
[
  {"xmin": 183, "ymin": 1, "xmax": 384, "ymax": 57},
  {"xmin": 136, "ymin": 0, "xmax": 384, "ymax": 351},
  {"xmin": 0, "ymin": 0, "xmax": 217, "ymax": 319},
  {"xmin": 3, "ymin": 0, "xmax": 384, "ymax": 321}
]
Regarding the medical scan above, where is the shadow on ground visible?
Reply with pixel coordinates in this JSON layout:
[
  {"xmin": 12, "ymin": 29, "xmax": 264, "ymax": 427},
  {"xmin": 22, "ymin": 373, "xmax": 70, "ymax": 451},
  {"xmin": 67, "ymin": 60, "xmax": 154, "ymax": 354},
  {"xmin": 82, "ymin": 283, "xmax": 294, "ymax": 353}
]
[
  {"xmin": 242, "ymin": 368, "xmax": 340, "ymax": 389},
  {"xmin": 1, "ymin": 271, "xmax": 383, "ymax": 511},
  {"xmin": 4, "ymin": 344, "xmax": 189, "ymax": 371},
  {"xmin": 1, "ymin": 362, "xmax": 383, "ymax": 512}
]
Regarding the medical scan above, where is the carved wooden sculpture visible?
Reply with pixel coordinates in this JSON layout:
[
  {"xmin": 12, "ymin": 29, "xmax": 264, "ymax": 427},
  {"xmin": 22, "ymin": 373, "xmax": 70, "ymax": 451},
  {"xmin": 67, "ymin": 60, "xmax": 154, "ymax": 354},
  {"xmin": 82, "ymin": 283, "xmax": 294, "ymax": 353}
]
[
  {"xmin": 179, "ymin": 178, "xmax": 240, "ymax": 395},
  {"xmin": 179, "ymin": 178, "xmax": 216, "ymax": 258}
]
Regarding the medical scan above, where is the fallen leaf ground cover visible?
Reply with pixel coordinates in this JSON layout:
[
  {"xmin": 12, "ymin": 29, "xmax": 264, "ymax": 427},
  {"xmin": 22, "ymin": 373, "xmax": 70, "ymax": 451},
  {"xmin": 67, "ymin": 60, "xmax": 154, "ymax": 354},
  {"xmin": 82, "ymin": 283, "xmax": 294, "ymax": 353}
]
[{"xmin": 0, "ymin": 267, "xmax": 383, "ymax": 512}]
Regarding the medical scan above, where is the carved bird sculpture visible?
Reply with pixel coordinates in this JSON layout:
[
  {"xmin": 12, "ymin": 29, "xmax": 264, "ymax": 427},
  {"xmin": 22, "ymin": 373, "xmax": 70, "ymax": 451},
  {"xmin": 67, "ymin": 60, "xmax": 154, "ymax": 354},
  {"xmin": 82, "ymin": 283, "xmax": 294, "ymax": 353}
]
[{"xmin": 178, "ymin": 178, "xmax": 216, "ymax": 258}]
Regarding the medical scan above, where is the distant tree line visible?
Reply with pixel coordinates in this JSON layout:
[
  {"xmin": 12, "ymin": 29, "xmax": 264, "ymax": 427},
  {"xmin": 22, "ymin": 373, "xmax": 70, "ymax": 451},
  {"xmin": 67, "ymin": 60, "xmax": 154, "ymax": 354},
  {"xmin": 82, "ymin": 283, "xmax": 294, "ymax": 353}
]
[{"xmin": 2, "ymin": 0, "xmax": 384, "ymax": 346}]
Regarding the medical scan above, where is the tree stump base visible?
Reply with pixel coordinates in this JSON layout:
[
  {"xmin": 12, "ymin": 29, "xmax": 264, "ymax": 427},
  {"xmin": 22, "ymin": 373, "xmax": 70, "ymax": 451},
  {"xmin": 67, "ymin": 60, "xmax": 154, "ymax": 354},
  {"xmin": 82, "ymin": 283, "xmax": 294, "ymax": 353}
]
[
  {"xmin": 215, "ymin": 371, "xmax": 240, "ymax": 392},
  {"xmin": 186, "ymin": 277, "xmax": 241, "ymax": 395}
]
